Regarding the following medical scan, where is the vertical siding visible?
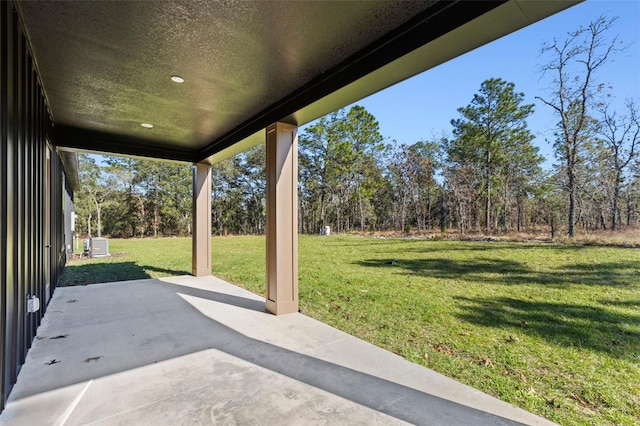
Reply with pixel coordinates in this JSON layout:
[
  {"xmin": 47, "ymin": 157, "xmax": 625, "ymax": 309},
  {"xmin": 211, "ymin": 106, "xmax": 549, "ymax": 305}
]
[
  {"xmin": 50, "ymin": 157, "xmax": 69, "ymax": 292},
  {"xmin": 1, "ymin": 1, "xmax": 69, "ymax": 411},
  {"xmin": 0, "ymin": 0, "xmax": 8, "ymax": 408}
]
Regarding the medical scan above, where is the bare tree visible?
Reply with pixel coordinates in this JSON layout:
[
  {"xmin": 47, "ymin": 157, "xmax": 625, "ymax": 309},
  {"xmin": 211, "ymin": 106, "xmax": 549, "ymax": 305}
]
[
  {"xmin": 598, "ymin": 100, "xmax": 640, "ymax": 230},
  {"xmin": 537, "ymin": 16, "xmax": 623, "ymax": 237}
]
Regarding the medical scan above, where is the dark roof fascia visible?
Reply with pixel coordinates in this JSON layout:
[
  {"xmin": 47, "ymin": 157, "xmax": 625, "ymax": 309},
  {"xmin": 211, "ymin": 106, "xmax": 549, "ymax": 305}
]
[
  {"xmin": 196, "ymin": 0, "xmax": 505, "ymax": 162},
  {"xmin": 52, "ymin": 125, "xmax": 197, "ymax": 163}
]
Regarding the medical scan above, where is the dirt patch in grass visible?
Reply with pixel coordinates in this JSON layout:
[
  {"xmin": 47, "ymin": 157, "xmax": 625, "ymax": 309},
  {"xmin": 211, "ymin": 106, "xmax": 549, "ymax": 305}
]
[
  {"xmin": 68, "ymin": 252, "xmax": 128, "ymax": 262},
  {"xmin": 362, "ymin": 227, "xmax": 640, "ymax": 247}
]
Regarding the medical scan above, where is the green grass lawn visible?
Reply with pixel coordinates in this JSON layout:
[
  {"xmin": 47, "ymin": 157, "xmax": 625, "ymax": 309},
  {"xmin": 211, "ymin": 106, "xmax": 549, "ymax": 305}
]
[{"xmin": 61, "ymin": 235, "xmax": 640, "ymax": 425}]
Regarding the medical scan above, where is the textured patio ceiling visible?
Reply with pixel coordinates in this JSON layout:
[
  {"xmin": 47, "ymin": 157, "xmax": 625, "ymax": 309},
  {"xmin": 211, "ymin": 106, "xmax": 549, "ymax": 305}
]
[{"xmin": 17, "ymin": 0, "xmax": 580, "ymax": 164}]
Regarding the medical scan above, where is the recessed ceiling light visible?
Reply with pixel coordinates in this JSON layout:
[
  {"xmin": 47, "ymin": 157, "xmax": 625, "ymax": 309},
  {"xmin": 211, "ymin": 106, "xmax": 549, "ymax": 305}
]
[
  {"xmin": 141, "ymin": 123, "xmax": 154, "ymax": 128},
  {"xmin": 171, "ymin": 75, "xmax": 184, "ymax": 83}
]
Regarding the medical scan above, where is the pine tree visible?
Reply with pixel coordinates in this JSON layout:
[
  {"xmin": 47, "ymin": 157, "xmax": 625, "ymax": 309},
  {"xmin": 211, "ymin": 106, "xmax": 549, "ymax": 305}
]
[{"xmin": 449, "ymin": 78, "xmax": 539, "ymax": 234}]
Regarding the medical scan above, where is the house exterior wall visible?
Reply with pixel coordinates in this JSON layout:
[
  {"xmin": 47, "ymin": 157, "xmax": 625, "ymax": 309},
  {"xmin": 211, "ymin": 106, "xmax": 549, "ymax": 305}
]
[
  {"xmin": 1, "ymin": 1, "xmax": 70, "ymax": 411},
  {"xmin": 63, "ymin": 179, "xmax": 74, "ymax": 257}
]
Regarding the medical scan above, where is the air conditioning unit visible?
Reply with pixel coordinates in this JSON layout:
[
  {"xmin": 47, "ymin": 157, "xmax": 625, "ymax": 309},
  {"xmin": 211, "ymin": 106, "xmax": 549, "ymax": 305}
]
[{"xmin": 89, "ymin": 237, "xmax": 110, "ymax": 257}]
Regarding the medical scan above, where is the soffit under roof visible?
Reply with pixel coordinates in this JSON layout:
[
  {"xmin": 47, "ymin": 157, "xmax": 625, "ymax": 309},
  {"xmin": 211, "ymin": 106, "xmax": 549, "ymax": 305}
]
[{"xmin": 16, "ymin": 0, "xmax": 580, "ymax": 164}]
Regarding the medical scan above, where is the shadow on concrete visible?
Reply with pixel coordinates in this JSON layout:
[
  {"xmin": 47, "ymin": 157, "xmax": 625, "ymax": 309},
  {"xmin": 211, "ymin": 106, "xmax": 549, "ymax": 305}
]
[{"xmin": 8, "ymin": 278, "xmax": 525, "ymax": 425}]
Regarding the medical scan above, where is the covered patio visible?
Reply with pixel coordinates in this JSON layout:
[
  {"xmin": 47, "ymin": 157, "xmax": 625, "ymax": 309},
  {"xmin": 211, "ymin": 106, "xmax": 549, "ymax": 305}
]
[
  {"xmin": 0, "ymin": 275, "xmax": 553, "ymax": 425},
  {"xmin": 2, "ymin": 0, "xmax": 582, "ymax": 417},
  {"xmin": 11, "ymin": 0, "xmax": 582, "ymax": 316}
]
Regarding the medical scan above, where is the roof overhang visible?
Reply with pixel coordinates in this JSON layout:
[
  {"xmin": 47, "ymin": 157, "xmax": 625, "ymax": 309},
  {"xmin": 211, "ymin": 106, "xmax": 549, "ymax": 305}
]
[
  {"xmin": 58, "ymin": 150, "xmax": 80, "ymax": 191},
  {"xmin": 16, "ymin": 0, "xmax": 581, "ymax": 165}
]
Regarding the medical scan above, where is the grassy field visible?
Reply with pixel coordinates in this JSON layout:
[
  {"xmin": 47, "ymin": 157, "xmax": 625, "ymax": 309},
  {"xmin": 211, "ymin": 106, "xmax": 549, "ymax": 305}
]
[{"xmin": 61, "ymin": 236, "xmax": 640, "ymax": 425}]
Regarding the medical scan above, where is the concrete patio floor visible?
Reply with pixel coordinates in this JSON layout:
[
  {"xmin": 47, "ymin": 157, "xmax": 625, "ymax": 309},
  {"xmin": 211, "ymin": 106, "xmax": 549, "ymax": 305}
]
[{"xmin": 0, "ymin": 275, "xmax": 555, "ymax": 425}]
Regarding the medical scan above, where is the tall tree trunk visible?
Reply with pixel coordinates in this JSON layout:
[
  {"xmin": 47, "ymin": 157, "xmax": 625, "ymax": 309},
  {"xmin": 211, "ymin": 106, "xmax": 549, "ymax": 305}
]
[
  {"xmin": 96, "ymin": 202, "xmax": 102, "ymax": 238},
  {"xmin": 626, "ymin": 187, "xmax": 633, "ymax": 226},
  {"xmin": 516, "ymin": 196, "xmax": 523, "ymax": 232},
  {"xmin": 358, "ymin": 188, "xmax": 365, "ymax": 233},
  {"xmin": 400, "ymin": 193, "xmax": 406, "ymax": 233},
  {"xmin": 426, "ymin": 185, "xmax": 432, "ymax": 230},
  {"xmin": 153, "ymin": 204, "xmax": 158, "ymax": 237},
  {"xmin": 502, "ymin": 184, "xmax": 509, "ymax": 234},
  {"xmin": 139, "ymin": 197, "xmax": 145, "ymax": 238},
  {"xmin": 612, "ymin": 170, "xmax": 621, "ymax": 231},
  {"xmin": 439, "ymin": 192, "xmax": 446, "ymax": 232},
  {"xmin": 458, "ymin": 203, "xmax": 466, "ymax": 235},
  {"xmin": 485, "ymin": 149, "xmax": 491, "ymax": 234},
  {"xmin": 320, "ymin": 191, "xmax": 326, "ymax": 233},
  {"xmin": 567, "ymin": 161, "xmax": 576, "ymax": 238}
]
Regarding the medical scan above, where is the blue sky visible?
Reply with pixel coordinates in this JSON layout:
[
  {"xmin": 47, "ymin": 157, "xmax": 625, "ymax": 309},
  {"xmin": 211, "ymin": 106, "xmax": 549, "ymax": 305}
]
[{"xmin": 341, "ymin": 0, "xmax": 640, "ymax": 169}]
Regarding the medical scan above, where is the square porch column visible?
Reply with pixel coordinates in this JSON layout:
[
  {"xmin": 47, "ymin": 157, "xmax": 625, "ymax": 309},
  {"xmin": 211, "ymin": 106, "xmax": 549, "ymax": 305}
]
[
  {"xmin": 265, "ymin": 122, "xmax": 298, "ymax": 315},
  {"xmin": 192, "ymin": 163, "xmax": 211, "ymax": 277}
]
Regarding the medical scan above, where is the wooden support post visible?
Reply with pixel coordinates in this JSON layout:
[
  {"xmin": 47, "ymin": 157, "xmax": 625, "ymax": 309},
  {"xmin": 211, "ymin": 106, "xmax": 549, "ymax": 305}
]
[
  {"xmin": 192, "ymin": 163, "xmax": 211, "ymax": 277},
  {"xmin": 265, "ymin": 123, "xmax": 298, "ymax": 315}
]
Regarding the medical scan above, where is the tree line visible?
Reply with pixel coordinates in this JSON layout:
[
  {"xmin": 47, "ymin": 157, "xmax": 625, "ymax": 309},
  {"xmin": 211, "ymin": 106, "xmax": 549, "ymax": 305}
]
[{"xmin": 74, "ymin": 16, "xmax": 639, "ymax": 239}]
